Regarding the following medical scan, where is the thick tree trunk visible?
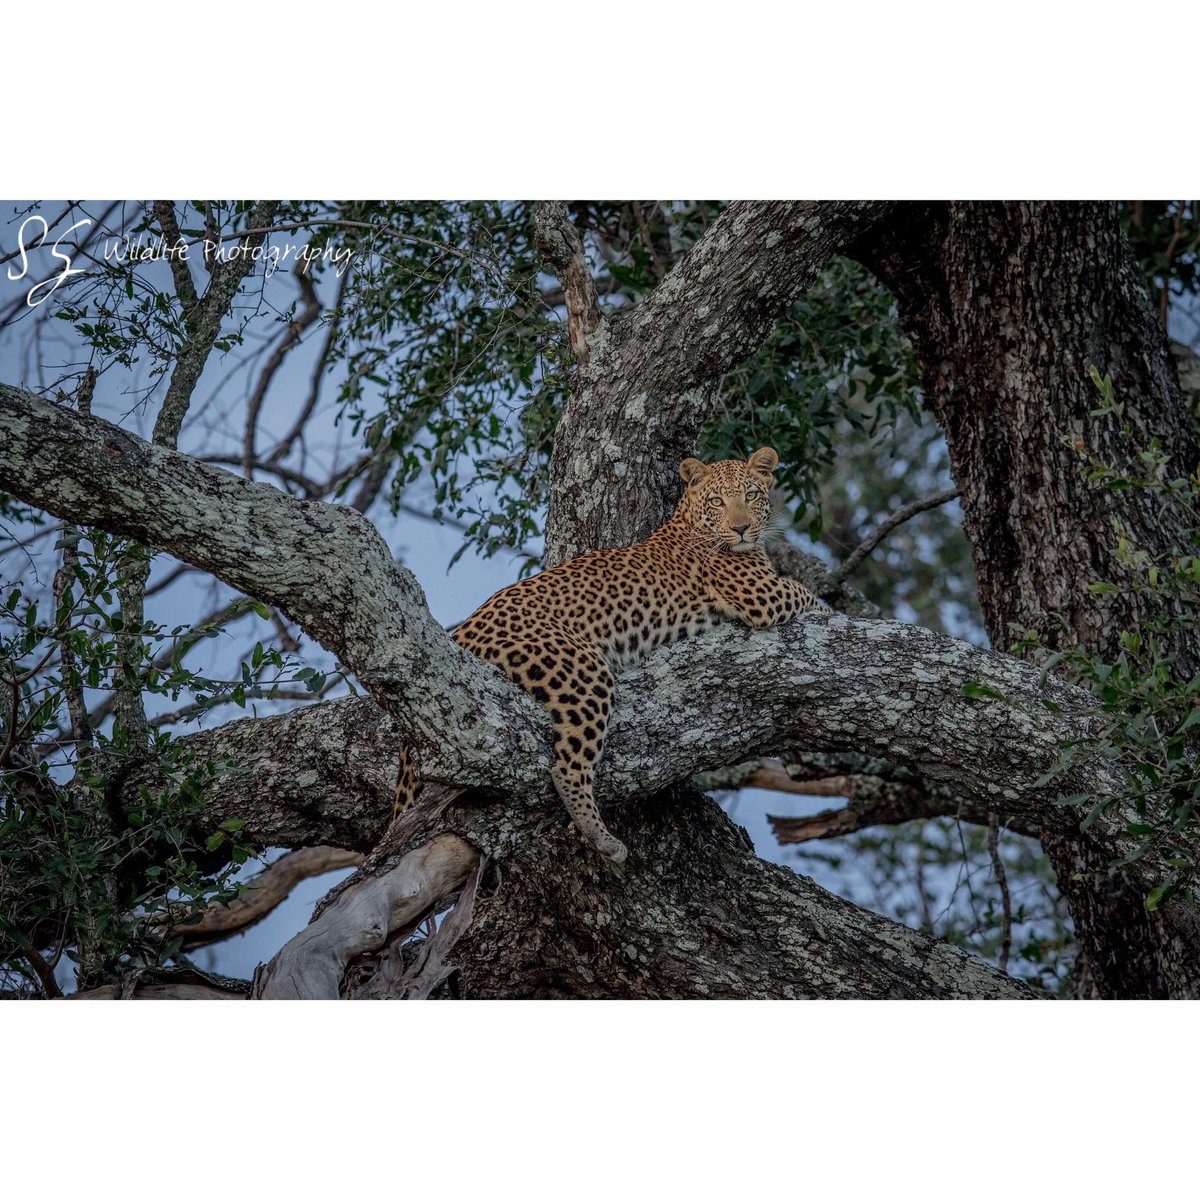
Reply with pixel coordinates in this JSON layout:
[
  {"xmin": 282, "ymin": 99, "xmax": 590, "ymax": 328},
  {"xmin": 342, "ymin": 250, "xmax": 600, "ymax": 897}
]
[
  {"xmin": 854, "ymin": 202, "xmax": 1197, "ymax": 669},
  {"xmin": 335, "ymin": 782, "xmax": 1028, "ymax": 1000},
  {"xmin": 854, "ymin": 201, "xmax": 1200, "ymax": 997},
  {"xmin": 543, "ymin": 201, "xmax": 890, "ymax": 564}
]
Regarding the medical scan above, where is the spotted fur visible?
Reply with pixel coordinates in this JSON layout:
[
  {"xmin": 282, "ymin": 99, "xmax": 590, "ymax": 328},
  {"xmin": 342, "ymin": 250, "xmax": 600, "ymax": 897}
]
[{"xmin": 393, "ymin": 446, "xmax": 820, "ymax": 864}]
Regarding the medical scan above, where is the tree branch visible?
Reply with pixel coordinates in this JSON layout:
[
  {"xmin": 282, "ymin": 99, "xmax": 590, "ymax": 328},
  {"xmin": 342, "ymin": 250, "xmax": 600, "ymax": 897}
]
[
  {"xmin": 171, "ymin": 846, "xmax": 363, "ymax": 950},
  {"xmin": 822, "ymin": 487, "xmax": 960, "ymax": 592},
  {"xmin": 252, "ymin": 833, "xmax": 478, "ymax": 999},
  {"xmin": 765, "ymin": 540, "xmax": 879, "ymax": 618},
  {"xmin": 543, "ymin": 200, "xmax": 891, "ymax": 563},
  {"xmin": 152, "ymin": 200, "xmax": 200, "ymax": 314},
  {"xmin": 132, "ymin": 613, "xmax": 1114, "ymax": 858},
  {"xmin": 242, "ymin": 261, "xmax": 322, "ymax": 477},
  {"xmin": 154, "ymin": 199, "xmax": 280, "ymax": 447},
  {"xmin": 0, "ymin": 385, "xmax": 530, "ymax": 779},
  {"xmin": 534, "ymin": 202, "xmax": 600, "ymax": 367}
]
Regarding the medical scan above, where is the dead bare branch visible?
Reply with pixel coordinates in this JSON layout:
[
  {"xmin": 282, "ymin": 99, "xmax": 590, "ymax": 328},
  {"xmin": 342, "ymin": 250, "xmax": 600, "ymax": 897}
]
[
  {"xmin": 252, "ymin": 833, "xmax": 478, "ymax": 999},
  {"xmin": 535, "ymin": 202, "xmax": 601, "ymax": 366},
  {"xmin": 242, "ymin": 261, "xmax": 322, "ymax": 478},
  {"xmin": 172, "ymin": 846, "xmax": 363, "ymax": 949}
]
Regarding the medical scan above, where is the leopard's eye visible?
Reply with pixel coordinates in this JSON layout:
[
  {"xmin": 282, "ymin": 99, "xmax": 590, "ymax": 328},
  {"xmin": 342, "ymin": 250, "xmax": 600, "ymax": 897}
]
[
  {"xmin": 745, "ymin": 488, "xmax": 762, "ymax": 502},
  {"xmin": 706, "ymin": 494, "xmax": 724, "ymax": 507}
]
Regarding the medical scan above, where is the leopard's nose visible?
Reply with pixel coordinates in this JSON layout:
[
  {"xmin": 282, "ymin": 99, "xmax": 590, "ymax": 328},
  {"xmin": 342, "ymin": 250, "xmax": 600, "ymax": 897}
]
[{"xmin": 731, "ymin": 523, "xmax": 749, "ymax": 537}]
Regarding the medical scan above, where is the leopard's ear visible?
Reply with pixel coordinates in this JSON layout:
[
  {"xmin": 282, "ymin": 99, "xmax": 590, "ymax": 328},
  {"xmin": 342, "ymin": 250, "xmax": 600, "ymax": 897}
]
[
  {"xmin": 679, "ymin": 457, "xmax": 711, "ymax": 486},
  {"xmin": 746, "ymin": 446, "xmax": 780, "ymax": 479}
]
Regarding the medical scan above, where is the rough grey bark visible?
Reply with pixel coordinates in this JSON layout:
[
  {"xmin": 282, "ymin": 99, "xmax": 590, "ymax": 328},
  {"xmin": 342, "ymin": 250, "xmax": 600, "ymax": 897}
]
[
  {"xmin": 233, "ymin": 592, "xmax": 1191, "ymax": 997},
  {"xmin": 128, "ymin": 615, "xmax": 1130, "ymax": 854},
  {"xmin": 0, "ymin": 386, "xmax": 545, "ymax": 786},
  {"xmin": 1, "ymin": 376, "xmax": 1120, "ymax": 998},
  {"xmin": 245, "ymin": 611, "xmax": 1152, "ymax": 1000},
  {"xmin": 853, "ymin": 202, "xmax": 1198, "ymax": 671},
  {"xmin": 543, "ymin": 201, "xmax": 891, "ymax": 565},
  {"xmin": 853, "ymin": 201, "xmax": 1200, "ymax": 998},
  {"xmin": 327, "ymin": 781, "xmax": 1028, "ymax": 1000}
]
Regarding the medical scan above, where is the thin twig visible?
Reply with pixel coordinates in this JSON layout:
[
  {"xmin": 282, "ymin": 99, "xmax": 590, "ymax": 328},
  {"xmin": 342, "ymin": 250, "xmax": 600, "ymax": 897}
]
[
  {"xmin": 269, "ymin": 267, "xmax": 352, "ymax": 464},
  {"xmin": 53, "ymin": 369, "xmax": 98, "ymax": 767},
  {"xmin": 145, "ymin": 562, "xmax": 196, "ymax": 597},
  {"xmin": 988, "ymin": 813, "xmax": 1013, "ymax": 974},
  {"xmin": 242, "ymin": 261, "xmax": 322, "ymax": 477},
  {"xmin": 1159, "ymin": 204, "xmax": 1187, "ymax": 330},
  {"xmin": 822, "ymin": 487, "xmax": 959, "ymax": 591}
]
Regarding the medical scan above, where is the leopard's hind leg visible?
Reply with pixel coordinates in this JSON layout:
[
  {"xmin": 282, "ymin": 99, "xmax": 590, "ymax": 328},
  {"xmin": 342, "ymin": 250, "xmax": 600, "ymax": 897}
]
[
  {"xmin": 538, "ymin": 639, "xmax": 626, "ymax": 865},
  {"xmin": 453, "ymin": 626, "xmax": 627, "ymax": 864},
  {"xmin": 392, "ymin": 745, "xmax": 422, "ymax": 821}
]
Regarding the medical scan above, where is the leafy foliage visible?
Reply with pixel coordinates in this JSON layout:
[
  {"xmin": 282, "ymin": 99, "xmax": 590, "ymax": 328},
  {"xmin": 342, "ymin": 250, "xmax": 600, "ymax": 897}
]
[
  {"xmin": 701, "ymin": 256, "xmax": 923, "ymax": 529},
  {"xmin": 793, "ymin": 819, "xmax": 1075, "ymax": 994},
  {"xmin": 0, "ymin": 743, "xmax": 243, "ymax": 994},
  {"xmin": 1120, "ymin": 201, "xmax": 1200, "ymax": 317},
  {"xmin": 320, "ymin": 203, "xmax": 955, "ymax": 589},
  {"xmin": 317, "ymin": 201, "xmax": 570, "ymax": 569},
  {"xmin": 0, "ymin": 527, "xmax": 325, "ymax": 995}
]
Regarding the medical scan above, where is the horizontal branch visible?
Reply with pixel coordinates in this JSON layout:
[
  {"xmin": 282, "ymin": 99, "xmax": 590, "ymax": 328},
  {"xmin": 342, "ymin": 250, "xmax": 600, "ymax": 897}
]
[
  {"xmin": 768, "ymin": 781, "xmax": 1040, "ymax": 845},
  {"xmin": 0, "ymin": 385, "xmax": 538, "ymax": 777},
  {"xmin": 68, "ymin": 964, "xmax": 250, "ymax": 1000},
  {"xmin": 4, "ymin": 386, "xmax": 1085, "ymax": 854},
  {"xmin": 148, "ymin": 610, "xmax": 1115, "ymax": 871},
  {"xmin": 698, "ymin": 753, "xmax": 1043, "ymax": 843}
]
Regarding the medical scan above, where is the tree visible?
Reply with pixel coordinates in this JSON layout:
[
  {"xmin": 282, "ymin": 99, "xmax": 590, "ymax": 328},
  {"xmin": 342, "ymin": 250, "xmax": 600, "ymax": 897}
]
[{"xmin": 0, "ymin": 199, "xmax": 1195, "ymax": 999}]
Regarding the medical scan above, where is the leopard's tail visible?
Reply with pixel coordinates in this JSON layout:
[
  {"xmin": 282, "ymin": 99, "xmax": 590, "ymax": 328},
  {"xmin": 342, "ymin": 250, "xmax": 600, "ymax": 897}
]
[{"xmin": 392, "ymin": 745, "xmax": 423, "ymax": 821}]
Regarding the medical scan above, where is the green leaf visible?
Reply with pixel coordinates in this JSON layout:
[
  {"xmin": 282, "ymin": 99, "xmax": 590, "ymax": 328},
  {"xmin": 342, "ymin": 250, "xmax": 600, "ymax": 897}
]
[{"xmin": 1080, "ymin": 797, "xmax": 1113, "ymax": 830}]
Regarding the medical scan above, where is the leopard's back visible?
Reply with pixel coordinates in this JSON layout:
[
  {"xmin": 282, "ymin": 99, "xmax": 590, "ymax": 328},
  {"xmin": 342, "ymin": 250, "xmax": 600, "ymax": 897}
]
[{"xmin": 452, "ymin": 539, "xmax": 717, "ymax": 676}]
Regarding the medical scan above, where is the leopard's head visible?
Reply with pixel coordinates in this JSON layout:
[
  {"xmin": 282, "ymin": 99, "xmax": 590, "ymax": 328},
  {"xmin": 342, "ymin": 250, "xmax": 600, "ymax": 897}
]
[{"xmin": 676, "ymin": 447, "xmax": 778, "ymax": 552}]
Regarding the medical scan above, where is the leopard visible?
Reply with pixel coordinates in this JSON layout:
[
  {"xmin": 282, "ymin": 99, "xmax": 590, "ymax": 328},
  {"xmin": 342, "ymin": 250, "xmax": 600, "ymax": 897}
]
[{"xmin": 392, "ymin": 445, "xmax": 822, "ymax": 865}]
